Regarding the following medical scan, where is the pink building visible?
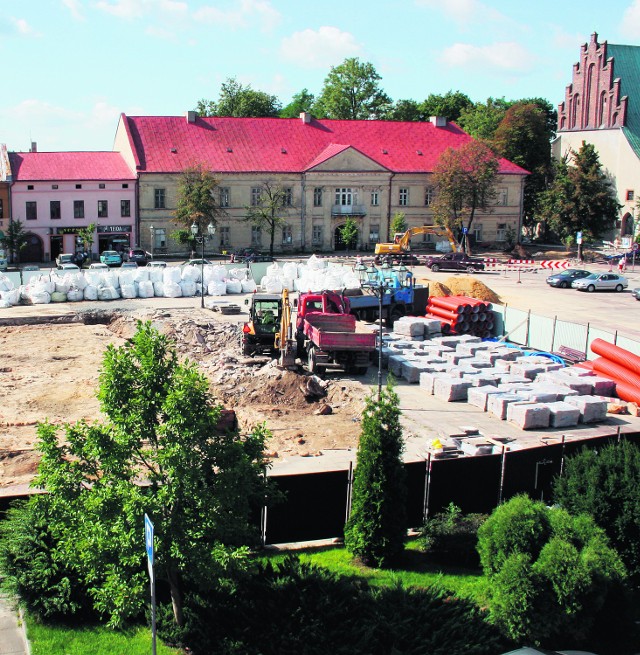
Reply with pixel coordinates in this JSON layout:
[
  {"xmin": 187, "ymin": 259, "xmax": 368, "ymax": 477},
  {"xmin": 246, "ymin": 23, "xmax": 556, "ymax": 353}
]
[{"xmin": 8, "ymin": 148, "xmax": 136, "ymax": 263}]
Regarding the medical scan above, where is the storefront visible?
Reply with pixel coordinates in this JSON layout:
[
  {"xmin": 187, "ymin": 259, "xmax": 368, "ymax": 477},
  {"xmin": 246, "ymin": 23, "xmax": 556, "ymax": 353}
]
[{"xmin": 97, "ymin": 224, "xmax": 132, "ymax": 256}]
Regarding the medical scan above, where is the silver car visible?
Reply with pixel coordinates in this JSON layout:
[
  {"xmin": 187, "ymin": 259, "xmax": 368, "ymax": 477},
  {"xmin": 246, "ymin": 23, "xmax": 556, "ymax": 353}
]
[{"xmin": 571, "ymin": 272, "xmax": 628, "ymax": 292}]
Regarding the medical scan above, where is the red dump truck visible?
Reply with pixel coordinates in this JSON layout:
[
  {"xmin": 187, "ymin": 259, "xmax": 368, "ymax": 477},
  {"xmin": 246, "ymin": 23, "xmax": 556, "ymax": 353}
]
[{"xmin": 289, "ymin": 291, "xmax": 376, "ymax": 375}]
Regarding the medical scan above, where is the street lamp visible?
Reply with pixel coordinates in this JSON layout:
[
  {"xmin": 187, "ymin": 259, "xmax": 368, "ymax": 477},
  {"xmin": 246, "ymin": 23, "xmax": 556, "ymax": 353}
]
[
  {"xmin": 363, "ymin": 264, "xmax": 392, "ymax": 400},
  {"xmin": 190, "ymin": 221, "xmax": 216, "ymax": 309},
  {"xmin": 149, "ymin": 225, "xmax": 155, "ymax": 258}
]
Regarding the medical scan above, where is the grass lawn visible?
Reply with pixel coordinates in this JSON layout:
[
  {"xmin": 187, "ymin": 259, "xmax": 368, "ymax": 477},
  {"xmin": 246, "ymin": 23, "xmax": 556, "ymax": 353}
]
[
  {"xmin": 27, "ymin": 620, "xmax": 182, "ymax": 655},
  {"xmin": 258, "ymin": 540, "xmax": 489, "ymax": 605}
]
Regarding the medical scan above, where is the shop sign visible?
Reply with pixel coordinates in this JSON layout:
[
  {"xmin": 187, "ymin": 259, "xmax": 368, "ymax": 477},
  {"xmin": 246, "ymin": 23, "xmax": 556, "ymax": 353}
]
[
  {"xmin": 98, "ymin": 225, "xmax": 131, "ymax": 233},
  {"xmin": 55, "ymin": 227, "xmax": 80, "ymax": 235}
]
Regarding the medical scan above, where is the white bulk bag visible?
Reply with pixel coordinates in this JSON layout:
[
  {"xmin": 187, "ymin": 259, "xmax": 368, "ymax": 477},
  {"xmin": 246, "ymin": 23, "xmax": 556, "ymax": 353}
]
[
  {"xmin": 164, "ymin": 281, "xmax": 182, "ymax": 298},
  {"xmin": 264, "ymin": 276, "xmax": 283, "ymax": 294},
  {"xmin": 134, "ymin": 268, "xmax": 150, "ymax": 283},
  {"xmin": 103, "ymin": 271, "xmax": 120, "ymax": 289},
  {"xmin": 1, "ymin": 288, "xmax": 21, "ymax": 305},
  {"xmin": 226, "ymin": 279, "xmax": 242, "ymax": 294},
  {"xmin": 29, "ymin": 290, "xmax": 51, "ymax": 304},
  {"xmin": 208, "ymin": 265, "xmax": 227, "ymax": 283},
  {"xmin": 306, "ymin": 254, "xmax": 325, "ymax": 270},
  {"xmin": 83, "ymin": 285, "xmax": 98, "ymax": 301},
  {"xmin": 98, "ymin": 286, "xmax": 120, "ymax": 301},
  {"xmin": 180, "ymin": 280, "xmax": 197, "ymax": 297},
  {"xmin": 138, "ymin": 280, "xmax": 154, "ymax": 298},
  {"xmin": 85, "ymin": 271, "xmax": 103, "ymax": 287},
  {"xmin": 54, "ymin": 279, "xmax": 71, "ymax": 294},
  {"xmin": 67, "ymin": 288, "xmax": 84, "ymax": 302},
  {"xmin": 208, "ymin": 280, "xmax": 226, "ymax": 296},
  {"xmin": 0, "ymin": 275, "xmax": 14, "ymax": 292},
  {"xmin": 181, "ymin": 265, "xmax": 200, "ymax": 282},
  {"xmin": 266, "ymin": 263, "xmax": 282, "ymax": 277},
  {"xmin": 118, "ymin": 270, "xmax": 135, "ymax": 287},
  {"xmin": 70, "ymin": 273, "xmax": 88, "ymax": 290},
  {"xmin": 153, "ymin": 281, "xmax": 165, "ymax": 297},
  {"xmin": 282, "ymin": 262, "xmax": 298, "ymax": 279},
  {"xmin": 120, "ymin": 284, "xmax": 137, "ymax": 299},
  {"xmin": 241, "ymin": 278, "xmax": 257, "ymax": 293},
  {"xmin": 163, "ymin": 267, "xmax": 181, "ymax": 284},
  {"xmin": 148, "ymin": 268, "xmax": 164, "ymax": 284},
  {"xmin": 0, "ymin": 298, "xmax": 10, "ymax": 309}
]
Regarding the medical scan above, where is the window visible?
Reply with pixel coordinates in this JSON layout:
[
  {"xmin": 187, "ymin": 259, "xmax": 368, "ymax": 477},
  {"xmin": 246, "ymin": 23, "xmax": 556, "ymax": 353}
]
[
  {"xmin": 121, "ymin": 200, "xmax": 131, "ymax": 217},
  {"xmin": 335, "ymin": 188, "xmax": 353, "ymax": 206},
  {"xmin": 627, "ymin": 190, "xmax": 635, "ymax": 202},
  {"xmin": 27, "ymin": 185, "xmax": 34, "ymax": 190},
  {"xmin": 99, "ymin": 183, "xmax": 106, "ymax": 189},
  {"xmin": 76, "ymin": 184, "xmax": 82, "ymax": 189},
  {"xmin": 219, "ymin": 187, "xmax": 230, "ymax": 208},
  {"xmin": 98, "ymin": 200, "xmax": 108, "ymax": 218},
  {"xmin": 473, "ymin": 224, "xmax": 483, "ymax": 243},
  {"xmin": 26, "ymin": 201, "xmax": 37, "ymax": 220},
  {"xmin": 399, "ymin": 188, "xmax": 408, "ymax": 206},
  {"xmin": 250, "ymin": 187, "xmax": 262, "ymax": 206},
  {"xmin": 313, "ymin": 187, "xmax": 322, "ymax": 207},
  {"xmin": 52, "ymin": 184, "xmax": 58, "ymax": 190},
  {"xmin": 371, "ymin": 191, "xmax": 379, "ymax": 206},
  {"xmin": 312, "ymin": 225, "xmax": 323, "ymax": 245},
  {"xmin": 282, "ymin": 225, "xmax": 293, "ymax": 244},
  {"xmin": 153, "ymin": 228, "xmax": 166, "ymax": 249},
  {"xmin": 0, "ymin": 199, "xmax": 3, "ymax": 218},
  {"xmin": 496, "ymin": 223, "xmax": 506, "ymax": 242},
  {"xmin": 219, "ymin": 226, "xmax": 230, "ymax": 246},
  {"xmin": 425, "ymin": 187, "xmax": 434, "ymax": 207},
  {"xmin": 498, "ymin": 188, "xmax": 508, "ymax": 206},
  {"xmin": 283, "ymin": 187, "xmax": 293, "ymax": 206},
  {"xmin": 50, "ymin": 200, "xmax": 61, "ymax": 220},
  {"xmin": 74, "ymin": 200, "xmax": 85, "ymax": 219},
  {"xmin": 369, "ymin": 224, "xmax": 380, "ymax": 243},
  {"xmin": 251, "ymin": 225, "xmax": 262, "ymax": 246},
  {"xmin": 154, "ymin": 188, "xmax": 165, "ymax": 209},
  {"xmin": 122, "ymin": 183, "xmax": 129, "ymax": 189}
]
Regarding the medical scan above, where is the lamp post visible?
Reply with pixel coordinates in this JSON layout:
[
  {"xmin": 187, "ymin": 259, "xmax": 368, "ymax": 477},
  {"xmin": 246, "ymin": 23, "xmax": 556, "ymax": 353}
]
[
  {"xmin": 190, "ymin": 221, "xmax": 216, "ymax": 309},
  {"xmin": 363, "ymin": 264, "xmax": 390, "ymax": 400},
  {"xmin": 149, "ymin": 225, "xmax": 155, "ymax": 259}
]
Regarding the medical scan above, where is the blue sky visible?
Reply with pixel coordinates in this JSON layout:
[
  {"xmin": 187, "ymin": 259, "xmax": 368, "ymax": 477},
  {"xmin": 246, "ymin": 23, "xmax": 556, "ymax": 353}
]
[{"xmin": 2, "ymin": 0, "xmax": 640, "ymax": 152}]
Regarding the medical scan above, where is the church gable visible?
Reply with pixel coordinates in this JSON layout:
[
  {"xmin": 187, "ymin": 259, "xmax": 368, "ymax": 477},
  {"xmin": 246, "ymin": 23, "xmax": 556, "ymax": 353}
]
[{"xmin": 558, "ymin": 32, "xmax": 628, "ymax": 131}]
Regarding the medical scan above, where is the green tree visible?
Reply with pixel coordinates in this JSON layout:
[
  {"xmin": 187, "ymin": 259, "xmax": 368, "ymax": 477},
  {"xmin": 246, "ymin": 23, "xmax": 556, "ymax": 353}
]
[
  {"xmin": 458, "ymin": 97, "xmax": 510, "ymax": 140},
  {"xmin": 538, "ymin": 142, "xmax": 620, "ymax": 258},
  {"xmin": 387, "ymin": 98, "xmax": 423, "ymax": 121},
  {"xmin": 196, "ymin": 77, "xmax": 282, "ymax": 118},
  {"xmin": 314, "ymin": 58, "xmax": 392, "ymax": 120},
  {"xmin": 5, "ymin": 219, "xmax": 28, "ymax": 264},
  {"xmin": 244, "ymin": 180, "xmax": 293, "ymax": 256},
  {"xmin": 421, "ymin": 90, "xmax": 473, "ymax": 123},
  {"xmin": 389, "ymin": 212, "xmax": 407, "ymax": 237},
  {"xmin": 493, "ymin": 103, "xmax": 552, "ymax": 225},
  {"xmin": 280, "ymin": 88, "xmax": 315, "ymax": 118},
  {"xmin": 344, "ymin": 383, "xmax": 407, "ymax": 567},
  {"xmin": 174, "ymin": 162, "xmax": 222, "ymax": 256},
  {"xmin": 76, "ymin": 222, "xmax": 97, "ymax": 256},
  {"xmin": 477, "ymin": 495, "xmax": 626, "ymax": 644},
  {"xmin": 431, "ymin": 140, "xmax": 499, "ymax": 248},
  {"xmin": 338, "ymin": 215, "xmax": 358, "ymax": 253},
  {"xmin": 32, "ymin": 322, "xmax": 270, "ymax": 627},
  {"xmin": 553, "ymin": 440, "xmax": 640, "ymax": 580}
]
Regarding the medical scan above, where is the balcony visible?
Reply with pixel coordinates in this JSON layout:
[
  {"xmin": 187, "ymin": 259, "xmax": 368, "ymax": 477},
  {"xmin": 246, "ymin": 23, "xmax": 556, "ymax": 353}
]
[{"xmin": 331, "ymin": 204, "xmax": 366, "ymax": 216}]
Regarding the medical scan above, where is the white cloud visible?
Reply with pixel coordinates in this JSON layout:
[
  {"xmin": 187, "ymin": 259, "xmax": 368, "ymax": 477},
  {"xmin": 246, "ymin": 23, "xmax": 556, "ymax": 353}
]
[
  {"xmin": 280, "ymin": 26, "xmax": 361, "ymax": 68},
  {"xmin": 95, "ymin": 0, "xmax": 188, "ymax": 20},
  {"xmin": 441, "ymin": 41, "xmax": 534, "ymax": 73},
  {"xmin": 415, "ymin": 0, "xmax": 514, "ymax": 29},
  {"xmin": 5, "ymin": 99, "xmax": 83, "ymax": 123},
  {"xmin": 62, "ymin": 0, "xmax": 85, "ymax": 21},
  {"xmin": 10, "ymin": 17, "xmax": 40, "ymax": 37},
  {"xmin": 621, "ymin": 0, "xmax": 640, "ymax": 38},
  {"xmin": 194, "ymin": 0, "xmax": 280, "ymax": 32}
]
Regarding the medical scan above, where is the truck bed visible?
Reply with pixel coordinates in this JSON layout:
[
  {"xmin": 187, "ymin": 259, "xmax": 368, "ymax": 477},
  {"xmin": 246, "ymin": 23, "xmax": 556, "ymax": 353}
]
[{"xmin": 303, "ymin": 313, "xmax": 376, "ymax": 351}]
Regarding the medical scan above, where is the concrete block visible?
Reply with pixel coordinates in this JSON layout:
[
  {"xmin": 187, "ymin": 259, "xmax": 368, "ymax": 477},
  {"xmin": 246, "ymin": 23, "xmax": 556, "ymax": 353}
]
[
  {"xmin": 419, "ymin": 371, "xmax": 450, "ymax": 394},
  {"xmin": 463, "ymin": 374, "xmax": 499, "ymax": 388},
  {"xmin": 515, "ymin": 389, "xmax": 558, "ymax": 404},
  {"xmin": 547, "ymin": 401, "xmax": 581, "ymax": 427},
  {"xmin": 521, "ymin": 383, "xmax": 579, "ymax": 401},
  {"xmin": 510, "ymin": 363, "xmax": 547, "ymax": 380},
  {"xmin": 562, "ymin": 365, "xmax": 596, "ymax": 377},
  {"xmin": 418, "ymin": 344, "xmax": 445, "ymax": 356},
  {"xmin": 466, "ymin": 359, "xmax": 495, "ymax": 370},
  {"xmin": 494, "ymin": 359, "xmax": 512, "ymax": 372},
  {"xmin": 391, "ymin": 340, "xmax": 419, "ymax": 350},
  {"xmin": 498, "ymin": 373, "xmax": 536, "ymax": 385},
  {"xmin": 451, "ymin": 366, "xmax": 482, "ymax": 378},
  {"xmin": 433, "ymin": 377, "xmax": 473, "ymax": 402},
  {"xmin": 488, "ymin": 347, "xmax": 521, "ymax": 361},
  {"xmin": 507, "ymin": 403, "xmax": 551, "ymax": 429},
  {"xmin": 393, "ymin": 318, "xmax": 427, "ymax": 337},
  {"xmin": 443, "ymin": 352, "xmax": 475, "ymax": 365},
  {"xmin": 432, "ymin": 336, "xmax": 471, "ymax": 349},
  {"xmin": 401, "ymin": 360, "xmax": 435, "ymax": 383},
  {"xmin": 564, "ymin": 395, "xmax": 608, "ymax": 423},
  {"xmin": 468, "ymin": 385, "xmax": 507, "ymax": 410},
  {"xmin": 488, "ymin": 393, "xmax": 525, "ymax": 420},
  {"xmin": 588, "ymin": 376, "xmax": 616, "ymax": 396},
  {"xmin": 388, "ymin": 354, "xmax": 409, "ymax": 376}
]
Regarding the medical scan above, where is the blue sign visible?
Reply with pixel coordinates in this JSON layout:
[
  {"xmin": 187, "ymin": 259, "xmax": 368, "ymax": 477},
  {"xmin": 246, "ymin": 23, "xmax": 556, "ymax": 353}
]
[
  {"xmin": 144, "ymin": 514, "xmax": 154, "ymax": 566},
  {"xmin": 462, "ymin": 227, "xmax": 468, "ymax": 234}
]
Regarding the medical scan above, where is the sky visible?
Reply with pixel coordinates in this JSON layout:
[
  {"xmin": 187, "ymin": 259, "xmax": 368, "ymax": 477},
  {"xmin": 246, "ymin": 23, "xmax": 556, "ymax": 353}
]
[{"xmin": 2, "ymin": 0, "xmax": 640, "ymax": 152}]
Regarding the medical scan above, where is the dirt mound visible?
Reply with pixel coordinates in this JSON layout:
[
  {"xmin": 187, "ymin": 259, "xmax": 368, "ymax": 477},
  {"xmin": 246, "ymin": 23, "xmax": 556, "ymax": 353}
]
[
  {"xmin": 443, "ymin": 276, "xmax": 501, "ymax": 304},
  {"xmin": 425, "ymin": 281, "xmax": 451, "ymax": 297}
]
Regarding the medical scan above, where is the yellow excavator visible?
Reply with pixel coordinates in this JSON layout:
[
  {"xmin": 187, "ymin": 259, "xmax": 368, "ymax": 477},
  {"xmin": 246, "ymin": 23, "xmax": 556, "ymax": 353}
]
[
  {"xmin": 274, "ymin": 288, "xmax": 297, "ymax": 368},
  {"xmin": 374, "ymin": 225, "xmax": 458, "ymax": 258}
]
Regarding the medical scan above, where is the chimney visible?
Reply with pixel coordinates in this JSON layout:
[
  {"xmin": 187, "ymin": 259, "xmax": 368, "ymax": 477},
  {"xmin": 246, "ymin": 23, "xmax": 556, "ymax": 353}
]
[
  {"xmin": 186, "ymin": 111, "xmax": 197, "ymax": 124},
  {"xmin": 300, "ymin": 112, "xmax": 311, "ymax": 124},
  {"xmin": 30, "ymin": 141, "xmax": 37, "ymax": 152},
  {"xmin": 429, "ymin": 116, "xmax": 447, "ymax": 128}
]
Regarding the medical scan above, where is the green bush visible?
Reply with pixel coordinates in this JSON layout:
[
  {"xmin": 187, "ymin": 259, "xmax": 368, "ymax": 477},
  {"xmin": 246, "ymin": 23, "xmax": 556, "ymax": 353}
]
[
  {"xmin": 420, "ymin": 504, "xmax": 487, "ymax": 567},
  {"xmin": 477, "ymin": 495, "xmax": 627, "ymax": 645}
]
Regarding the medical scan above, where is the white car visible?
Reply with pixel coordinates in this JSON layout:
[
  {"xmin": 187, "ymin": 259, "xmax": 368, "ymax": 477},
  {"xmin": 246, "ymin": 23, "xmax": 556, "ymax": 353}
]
[
  {"xmin": 89, "ymin": 262, "xmax": 109, "ymax": 270},
  {"xmin": 571, "ymin": 272, "xmax": 628, "ymax": 292},
  {"xmin": 57, "ymin": 263, "xmax": 81, "ymax": 273},
  {"xmin": 146, "ymin": 260, "xmax": 167, "ymax": 268}
]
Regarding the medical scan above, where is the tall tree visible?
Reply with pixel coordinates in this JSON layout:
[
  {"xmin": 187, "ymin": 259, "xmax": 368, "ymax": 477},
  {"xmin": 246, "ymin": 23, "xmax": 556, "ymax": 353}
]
[
  {"xmin": 538, "ymin": 142, "xmax": 620, "ymax": 258},
  {"xmin": 431, "ymin": 140, "xmax": 499, "ymax": 248},
  {"xmin": 338, "ymin": 215, "xmax": 358, "ymax": 253},
  {"xmin": 280, "ymin": 89, "xmax": 315, "ymax": 118},
  {"xmin": 390, "ymin": 211, "xmax": 407, "ymax": 236},
  {"xmin": 244, "ymin": 180, "xmax": 293, "ymax": 256},
  {"xmin": 196, "ymin": 77, "xmax": 282, "ymax": 118},
  {"xmin": 493, "ymin": 103, "xmax": 552, "ymax": 224},
  {"xmin": 421, "ymin": 90, "xmax": 473, "ymax": 123},
  {"xmin": 76, "ymin": 222, "xmax": 97, "ymax": 254},
  {"xmin": 344, "ymin": 383, "xmax": 407, "ymax": 567},
  {"xmin": 31, "ymin": 322, "xmax": 270, "ymax": 627},
  {"xmin": 314, "ymin": 58, "xmax": 392, "ymax": 120},
  {"xmin": 5, "ymin": 219, "xmax": 28, "ymax": 264},
  {"xmin": 387, "ymin": 98, "xmax": 423, "ymax": 122},
  {"xmin": 458, "ymin": 97, "xmax": 510, "ymax": 140}
]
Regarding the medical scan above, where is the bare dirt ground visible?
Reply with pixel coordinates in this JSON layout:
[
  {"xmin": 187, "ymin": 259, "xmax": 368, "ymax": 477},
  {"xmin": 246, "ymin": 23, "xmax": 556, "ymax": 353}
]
[{"xmin": 0, "ymin": 308, "xmax": 368, "ymax": 489}]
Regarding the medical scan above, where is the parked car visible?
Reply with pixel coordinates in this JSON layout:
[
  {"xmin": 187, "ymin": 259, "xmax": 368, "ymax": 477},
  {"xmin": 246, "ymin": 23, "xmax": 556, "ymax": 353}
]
[
  {"xmin": 183, "ymin": 258, "xmax": 212, "ymax": 267},
  {"xmin": 121, "ymin": 261, "xmax": 138, "ymax": 269},
  {"xmin": 128, "ymin": 248, "xmax": 150, "ymax": 266},
  {"xmin": 546, "ymin": 268, "xmax": 592, "ymax": 289},
  {"xmin": 146, "ymin": 260, "xmax": 167, "ymax": 268},
  {"xmin": 55, "ymin": 253, "xmax": 76, "ymax": 267},
  {"xmin": 571, "ymin": 272, "xmax": 628, "ymax": 292},
  {"xmin": 632, "ymin": 287, "xmax": 640, "ymax": 301},
  {"xmin": 56, "ymin": 263, "xmax": 81, "ymax": 273},
  {"xmin": 424, "ymin": 252, "xmax": 485, "ymax": 273},
  {"xmin": 89, "ymin": 262, "xmax": 110, "ymax": 270},
  {"xmin": 100, "ymin": 250, "xmax": 123, "ymax": 267},
  {"xmin": 21, "ymin": 265, "xmax": 40, "ymax": 272},
  {"xmin": 232, "ymin": 248, "xmax": 274, "ymax": 263}
]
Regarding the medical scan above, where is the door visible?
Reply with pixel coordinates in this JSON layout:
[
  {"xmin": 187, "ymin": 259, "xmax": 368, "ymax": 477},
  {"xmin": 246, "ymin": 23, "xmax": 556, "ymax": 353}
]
[
  {"xmin": 21, "ymin": 233, "xmax": 44, "ymax": 263},
  {"xmin": 334, "ymin": 225, "xmax": 358, "ymax": 251}
]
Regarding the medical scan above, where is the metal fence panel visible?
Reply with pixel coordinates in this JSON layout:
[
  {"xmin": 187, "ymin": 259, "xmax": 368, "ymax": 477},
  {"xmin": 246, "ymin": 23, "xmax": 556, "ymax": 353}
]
[
  {"xmin": 502, "ymin": 444, "xmax": 564, "ymax": 503},
  {"xmin": 586, "ymin": 327, "xmax": 616, "ymax": 360},
  {"xmin": 491, "ymin": 305, "xmax": 506, "ymax": 337},
  {"xmin": 551, "ymin": 319, "xmax": 588, "ymax": 354},
  {"xmin": 502, "ymin": 307, "xmax": 529, "ymax": 345},
  {"xmin": 616, "ymin": 335, "xmax": 640, "ymax": 357},
  {"xmin": 527, "ymin": 314, "xmax": 555, "ymax": 352}
]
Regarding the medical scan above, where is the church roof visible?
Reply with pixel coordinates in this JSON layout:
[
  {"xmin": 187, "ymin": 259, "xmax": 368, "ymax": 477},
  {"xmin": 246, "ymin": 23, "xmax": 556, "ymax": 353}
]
[
  {"xmin": 608, "ymin": 44, "xmax": 640, "ymax": 159},
  {"xmin": 120, "ymin": 114, "xmax": 528, "ymax": 176}
]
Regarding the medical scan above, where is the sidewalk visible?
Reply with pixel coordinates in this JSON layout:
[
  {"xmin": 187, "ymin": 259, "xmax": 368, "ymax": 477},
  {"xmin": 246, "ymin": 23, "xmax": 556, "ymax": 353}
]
[{"xmin": 0, "ymin": 595, "xmax": 28, "ymax": 655}]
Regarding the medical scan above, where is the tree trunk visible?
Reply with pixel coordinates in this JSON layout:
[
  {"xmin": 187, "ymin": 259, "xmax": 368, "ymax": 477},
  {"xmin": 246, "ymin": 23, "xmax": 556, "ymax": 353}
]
[{"xmin": 167, "ymin": 565, "xmax": 184, "ymax": 626}]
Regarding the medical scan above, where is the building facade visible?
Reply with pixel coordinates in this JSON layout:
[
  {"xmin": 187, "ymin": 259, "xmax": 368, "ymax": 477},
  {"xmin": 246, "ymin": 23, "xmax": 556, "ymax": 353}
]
[
  {"xmin": 114, "ymin": 112, "xmax": 527, "ymax": 256},
  {"xmin": 8, "ymin": 148, "xmax": 136, "ymax": 263},
  {"xmin": 554, "ymin": 32, "xmax": 640, "ymax": 239},
  {"xmin": 0, "ymin": 144, "xmax": 11, "ymax": 240}
]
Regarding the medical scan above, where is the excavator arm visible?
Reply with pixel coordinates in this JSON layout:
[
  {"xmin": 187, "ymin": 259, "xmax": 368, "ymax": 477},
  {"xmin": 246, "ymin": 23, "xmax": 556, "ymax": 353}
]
[
  {"xmin": 375, "ymin": 226, "xmax": 458, "ymax": 256},
  {"xmin": 274, "ymin": 288, "xmax": 296, "ymax": 368}
]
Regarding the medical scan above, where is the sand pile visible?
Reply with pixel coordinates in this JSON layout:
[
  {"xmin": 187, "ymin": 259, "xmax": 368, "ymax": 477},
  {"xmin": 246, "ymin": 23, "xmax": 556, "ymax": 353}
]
[{"xmin": 416, "ymin": 276, "xmax": 501, "ymax": 304}]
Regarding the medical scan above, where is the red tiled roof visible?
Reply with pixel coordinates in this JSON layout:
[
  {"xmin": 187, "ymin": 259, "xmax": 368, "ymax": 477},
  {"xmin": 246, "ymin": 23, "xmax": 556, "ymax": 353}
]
[
  {"xmin": 9, "ymin": 151, "xmax": 136, "ymax": 181},
  {"xmin": 122, "ymin": 115, "xmax": 528, "ymax": 176}
]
